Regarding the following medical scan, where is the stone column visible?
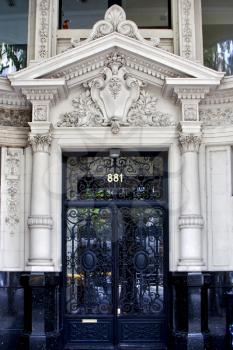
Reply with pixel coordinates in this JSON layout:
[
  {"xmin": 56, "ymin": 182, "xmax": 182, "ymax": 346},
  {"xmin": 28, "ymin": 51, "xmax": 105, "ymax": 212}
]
[
  {"xmin": 173, "ymin": 87, "xmax": 208, "ymax": 270},
  {"xmin": 178, "ymin": 132, "xmax": 204, "ymax": 268},
  {"xmin": 27, "ymin": 123, "xmax": 53, "ymax": 268}
]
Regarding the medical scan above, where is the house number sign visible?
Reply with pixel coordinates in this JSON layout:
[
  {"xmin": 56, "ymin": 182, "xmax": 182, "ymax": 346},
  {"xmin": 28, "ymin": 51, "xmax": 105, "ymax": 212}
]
[{"xmin": 107, "ymin": 173, "xmax": 123, "ymax": 182}]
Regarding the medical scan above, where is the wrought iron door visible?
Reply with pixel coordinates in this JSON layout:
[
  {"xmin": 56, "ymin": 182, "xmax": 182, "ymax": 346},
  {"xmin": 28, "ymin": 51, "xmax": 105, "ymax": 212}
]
[{"xmin": 63, "ymin": 152, "xmax": 168, "ymax": 350}]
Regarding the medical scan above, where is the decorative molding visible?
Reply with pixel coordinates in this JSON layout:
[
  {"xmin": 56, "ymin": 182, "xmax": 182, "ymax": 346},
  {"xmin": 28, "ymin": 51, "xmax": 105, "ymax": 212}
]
[
  {"xmin": 22, "ymin": 88, "xmax": 59, "ymax": 102},
  {"xmin": 174, "ymin": 87, "xmax": 209, "ymax": 101},
  {"xmin": 201, "ymin": 92, "xmax": 233, "ymax": 105},
  {"xmin": 33, "ymin": 104, "xmax": 48, "ymax": 121},
  {"xmin": 47, "ymin": 50, "xmax": 184, "ymax": 82},
  {"xmin": 0, "ymin": 107, "xmax": 31, "ymax": 127},
  {"xmin": 71, "ymin": 5, "xmax": 160, "ymax": 48},
  {"xmin": 4, "ymin": 149, "xmax": 22, "ymax": 235},
  {"xmin": 38, "ymin": 0, "xmax": 50, "ymax": 59},
  {"xmin": 179, "ymin": 215, "xmax": 204, "ymax": 229},
  {"xmin": 28, "ymin": 215, "xmax": 53, "ymax": 229},
  {"xmin": 200, "ymin": 107, "xmax": 233, "ymax": 127},
  {"xmin": 57, "ymin": 53, "xmax": 175, "ymax": 133},
  {"xmin": 180, "ymin": 0, "xmax": 193, "ymax": 59},
  {"xmin": 29, "ymin": 133, "xmax": 52, "ymax": 153},
  {"xmin": 179, "ymin": 134, "xmax": 201, "ymax": 153},
  {"xmin": 0, "ymin": 93, "xmax": 30, "ymax": 107}
]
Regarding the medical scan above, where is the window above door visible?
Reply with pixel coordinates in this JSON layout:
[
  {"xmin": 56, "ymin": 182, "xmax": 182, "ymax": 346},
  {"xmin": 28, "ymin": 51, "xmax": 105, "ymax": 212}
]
[{"xmin": 59, "ymin": 0, "xmax": 171, "ymax": 29}]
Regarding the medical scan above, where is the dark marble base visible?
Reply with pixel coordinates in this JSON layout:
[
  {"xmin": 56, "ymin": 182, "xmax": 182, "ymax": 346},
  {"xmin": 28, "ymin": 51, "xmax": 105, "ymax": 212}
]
[
  {"xmin": 0, "ymin": 271, "xmax": 233, "ymax": 350},
  {"xmin": 170, "ymin": 272, "xmax": 233, "ymax": 350}
]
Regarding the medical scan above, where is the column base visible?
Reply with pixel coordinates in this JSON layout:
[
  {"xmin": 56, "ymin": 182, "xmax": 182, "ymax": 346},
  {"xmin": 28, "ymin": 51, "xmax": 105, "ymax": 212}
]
[{"xmin": 20, "ymin": 272, "xmax": 62, "ymax": 350}]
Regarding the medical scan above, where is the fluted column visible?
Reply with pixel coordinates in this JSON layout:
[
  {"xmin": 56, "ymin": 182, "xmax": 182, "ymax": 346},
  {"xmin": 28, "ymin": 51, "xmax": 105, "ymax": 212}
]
[
  {"xmin": 27, "ymin": 125, "xmax": 53, "ymax": 267},
  {"xmin": 178, "ymin": 132, "xmax": 204, "ymax": 268}
]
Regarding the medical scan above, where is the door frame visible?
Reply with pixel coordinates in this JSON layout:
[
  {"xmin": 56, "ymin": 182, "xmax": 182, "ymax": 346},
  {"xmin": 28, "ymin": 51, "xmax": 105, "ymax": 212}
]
[{"xmin": 61, "ymin": 150, "xmax": 170, "ymax": 349}]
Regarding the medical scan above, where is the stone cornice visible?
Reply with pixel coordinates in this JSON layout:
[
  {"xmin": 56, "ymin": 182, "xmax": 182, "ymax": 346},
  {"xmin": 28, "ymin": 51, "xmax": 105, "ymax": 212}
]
[{"xmin": 11, "ymin": 79, "xmax": 68, "ymax": 104}]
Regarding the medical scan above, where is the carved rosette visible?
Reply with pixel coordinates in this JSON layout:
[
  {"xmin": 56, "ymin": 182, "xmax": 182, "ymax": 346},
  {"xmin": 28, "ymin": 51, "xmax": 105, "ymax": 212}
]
[
  {"xmin": 179, "ymin": 134, "xmax": 201, "ymax": 153},
  {"xmin": 29, "ymin": 133, "xmax": 52, "ymax": 153}
]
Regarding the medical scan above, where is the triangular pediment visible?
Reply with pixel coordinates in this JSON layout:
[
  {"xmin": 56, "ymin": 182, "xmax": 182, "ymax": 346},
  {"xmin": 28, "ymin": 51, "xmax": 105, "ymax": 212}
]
[
  {"xmin": 9, "ymin": 5, "xmax": 223, "ymax": 90},
  {"xmin": 10, "ymin": 32, "xmax": 223, "ymax": 85}
]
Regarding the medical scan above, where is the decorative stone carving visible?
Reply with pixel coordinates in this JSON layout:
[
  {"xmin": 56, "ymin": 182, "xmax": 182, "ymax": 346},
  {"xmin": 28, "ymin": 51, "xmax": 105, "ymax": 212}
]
[
  {"xmin": 38, "ymin": 0, "xmax": 50, "ymax": 59},
  {"xmin": 72, "ymin": 5, "xmax": 160, "ymax": 48},
  {"xmin": 179, "ymin": 134, "xmax": 201, "ymax": 153},
  {"xmin": 0, "ymin": 107, "xmax": 31, "ymax": 127},
  {"xmin": 127, "ymin": 90, "xmax": 175, "ymax": 127},
  {"xmin": 183, "ymin": 103, "xmax": 198, "ymax": 121},
  {"xmin": 33, "ymin": 105, "xmax": 48, "ymax": 121},
  {"xmin": 200, "ymin": 107, "xmax": 233, "ymax": 126},
  {"xmin": 4, "ymin": 149, "xmax": 21, "ymax": 235},
  {"xmin": 22, "ymin": 88, "xmax": 59, "ymax": 103},
  {"xmin": 180, "ymin": 0, "xmax": 193, "ymax": 59},
  {"xmin": 29, "ymin": 133, "xmax": 52, "ymax": 153},
  {"xmin": 57, "ymin": 53, "xmax": 175, "ymax": 132}
]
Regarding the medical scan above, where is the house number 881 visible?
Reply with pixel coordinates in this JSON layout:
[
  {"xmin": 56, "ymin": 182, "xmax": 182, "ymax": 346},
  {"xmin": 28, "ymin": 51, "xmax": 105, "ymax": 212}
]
[{"xmin": 107, "ymin": 174, "xmax": 123, "ymax": 183}]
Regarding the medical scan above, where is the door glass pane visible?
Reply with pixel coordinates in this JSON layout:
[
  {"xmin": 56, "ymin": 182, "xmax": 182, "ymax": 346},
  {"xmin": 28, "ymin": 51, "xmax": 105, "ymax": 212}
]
[
  {"xmin": 118, "ymin": 207, "xmax": 164, "ymax": 315},
  {"xmin": 66, "ymin": 207, "xmax": 113, "ymax": 315}
]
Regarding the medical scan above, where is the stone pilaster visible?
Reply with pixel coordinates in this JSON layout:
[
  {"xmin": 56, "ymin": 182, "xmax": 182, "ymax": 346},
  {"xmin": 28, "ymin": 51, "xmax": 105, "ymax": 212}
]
[
  {"xmin": 178, "ymin": 0, "xmax": 203, "ymax": 63},
  {"xmin": 34, "ymin": 0, "xmax": 59, "ymax": 60}
]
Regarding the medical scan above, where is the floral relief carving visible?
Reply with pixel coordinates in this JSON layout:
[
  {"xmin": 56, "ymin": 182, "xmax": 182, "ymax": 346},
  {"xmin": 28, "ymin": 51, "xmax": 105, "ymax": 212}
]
[
  {"xmin": 38, "ymin": 0, "xmax": 50, "ymax": 59},
  {"xmin": 181, "ymin": 0, "xmax": 193, "ymax": 59},
  {"xmin": 0, "ymin": 107, "xmax": 31, "ymax": 127},
  {"xmin": 4, "ymin": 149, "xmax": 21, "ymax": 235},
  {"xmin": 200, "ymin": 107, "xmax": 233, "ymax": 126},
  {"xmin": 57, "ymin": 52, "xmax": 175, "ymax": 133}
]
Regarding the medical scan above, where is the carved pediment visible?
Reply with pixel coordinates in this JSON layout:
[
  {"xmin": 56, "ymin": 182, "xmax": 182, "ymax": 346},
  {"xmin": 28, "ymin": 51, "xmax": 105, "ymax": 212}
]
[{"xmin": 57, "ymin": 53, "xmax": 175, "ymax": 133}]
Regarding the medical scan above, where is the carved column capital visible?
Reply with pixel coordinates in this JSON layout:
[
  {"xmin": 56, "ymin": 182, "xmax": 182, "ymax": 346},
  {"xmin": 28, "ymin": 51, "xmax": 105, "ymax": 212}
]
[
  {"xmin": 29, "ymin": 133, "xmax": 52, "ymax": 153},
  {"xmin": 179, "ymin": 133, "xmax": 202, "ymax": 153}
]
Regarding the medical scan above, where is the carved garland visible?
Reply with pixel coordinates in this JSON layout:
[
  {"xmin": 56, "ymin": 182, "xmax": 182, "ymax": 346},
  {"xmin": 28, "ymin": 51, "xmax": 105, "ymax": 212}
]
[
  {"xmin": 4, "ymin": 149, "xmax": 21, "ymax": 235},
  {"xmin": 200, "ymin": 107, "xmax": 233, "ymax": 126}
]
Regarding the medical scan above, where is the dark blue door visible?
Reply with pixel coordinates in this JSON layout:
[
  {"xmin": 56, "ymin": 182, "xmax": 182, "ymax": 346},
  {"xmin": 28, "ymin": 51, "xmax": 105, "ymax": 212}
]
[{"xmin": 63, "ymin": 152, "xmax": 168, "ymax": 350}]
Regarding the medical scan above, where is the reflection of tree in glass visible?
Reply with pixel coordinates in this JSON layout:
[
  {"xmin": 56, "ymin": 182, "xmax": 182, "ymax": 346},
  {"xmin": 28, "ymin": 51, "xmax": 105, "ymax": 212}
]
[
  {"xmin": 204, "ymin": 40, "xmax": 233, "ymax": 76},
  {"xmin": 0, "ymin": 43, "xmax": 27, "ymax": 76}
]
